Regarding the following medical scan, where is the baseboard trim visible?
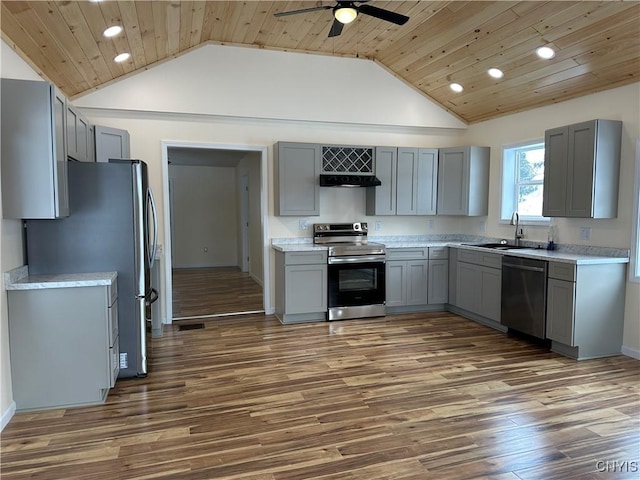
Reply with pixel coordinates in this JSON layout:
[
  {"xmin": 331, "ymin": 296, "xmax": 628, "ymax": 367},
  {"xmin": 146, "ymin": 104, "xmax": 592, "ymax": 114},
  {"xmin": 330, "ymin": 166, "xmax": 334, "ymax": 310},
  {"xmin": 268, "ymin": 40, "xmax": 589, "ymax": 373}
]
[
  {"xmin": 621, "ymin": 345, "xmax": 640, "ymax": 360},
  {"xmin": 1, "ymin": 401, "xmax": 16, "ymax": 431}
]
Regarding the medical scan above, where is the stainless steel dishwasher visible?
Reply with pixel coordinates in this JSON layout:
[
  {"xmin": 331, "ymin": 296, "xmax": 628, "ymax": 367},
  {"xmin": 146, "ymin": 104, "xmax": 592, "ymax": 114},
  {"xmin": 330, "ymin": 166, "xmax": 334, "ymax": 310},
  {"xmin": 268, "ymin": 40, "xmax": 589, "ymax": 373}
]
[{"xmin": 501, "ymin": 256, "xmax": 548, "ymax": 339}]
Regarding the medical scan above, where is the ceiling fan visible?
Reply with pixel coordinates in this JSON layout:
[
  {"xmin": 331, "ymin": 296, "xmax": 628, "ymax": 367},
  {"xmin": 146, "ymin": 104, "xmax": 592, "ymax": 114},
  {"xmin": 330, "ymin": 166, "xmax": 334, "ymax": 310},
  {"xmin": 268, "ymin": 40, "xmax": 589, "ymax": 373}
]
[{"xmin": 274, "ymin": 1, "xmax": 410, "ymax": 38}]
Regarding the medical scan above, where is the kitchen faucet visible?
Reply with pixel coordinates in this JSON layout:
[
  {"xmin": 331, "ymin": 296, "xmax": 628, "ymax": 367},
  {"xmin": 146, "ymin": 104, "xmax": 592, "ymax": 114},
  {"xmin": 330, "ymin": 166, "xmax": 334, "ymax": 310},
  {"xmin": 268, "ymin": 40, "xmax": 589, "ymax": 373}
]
[{"xmin": 510, "ymin": 211, "xmax": 523, "ymax": 246}]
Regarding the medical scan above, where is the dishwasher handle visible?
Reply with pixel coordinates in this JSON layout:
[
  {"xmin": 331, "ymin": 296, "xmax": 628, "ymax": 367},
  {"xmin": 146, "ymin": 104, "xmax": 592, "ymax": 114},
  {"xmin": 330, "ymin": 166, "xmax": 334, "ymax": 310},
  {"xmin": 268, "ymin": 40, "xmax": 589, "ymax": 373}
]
[{"xmin": 502, "ymin": 262, "xmax": 546, "ymax": 273}]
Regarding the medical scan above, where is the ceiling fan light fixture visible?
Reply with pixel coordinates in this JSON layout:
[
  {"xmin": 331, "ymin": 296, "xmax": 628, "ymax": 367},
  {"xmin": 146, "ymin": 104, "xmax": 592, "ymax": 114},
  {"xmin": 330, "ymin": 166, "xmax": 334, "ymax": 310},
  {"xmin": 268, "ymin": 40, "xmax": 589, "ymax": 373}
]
[
  {"xmin": 334, "ymin": 7, "xmax": 358, "ymax": 24},
  {"xmin": 450, "ymin": 83, "xmax": 464, "ymax": 93},
  {"xmin": 536, "ymin": 46, "xmax": 555, "ymax": 59}
]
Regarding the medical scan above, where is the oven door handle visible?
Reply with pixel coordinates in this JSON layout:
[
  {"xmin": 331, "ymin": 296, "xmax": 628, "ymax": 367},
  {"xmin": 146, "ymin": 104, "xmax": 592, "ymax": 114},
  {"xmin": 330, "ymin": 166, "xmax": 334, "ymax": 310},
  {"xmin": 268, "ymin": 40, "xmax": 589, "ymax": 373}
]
[{"xmin": 328, "ymin": 255, "xmax": 386, "ymax": 264}]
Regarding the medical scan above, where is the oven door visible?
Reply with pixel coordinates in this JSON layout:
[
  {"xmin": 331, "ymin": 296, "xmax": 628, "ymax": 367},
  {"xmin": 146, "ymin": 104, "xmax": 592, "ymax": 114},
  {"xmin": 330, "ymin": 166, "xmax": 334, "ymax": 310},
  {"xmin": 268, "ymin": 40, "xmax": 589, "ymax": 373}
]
[{"xmin": 327, "ymin": 256, "xmax": 386, "ymax": 320}]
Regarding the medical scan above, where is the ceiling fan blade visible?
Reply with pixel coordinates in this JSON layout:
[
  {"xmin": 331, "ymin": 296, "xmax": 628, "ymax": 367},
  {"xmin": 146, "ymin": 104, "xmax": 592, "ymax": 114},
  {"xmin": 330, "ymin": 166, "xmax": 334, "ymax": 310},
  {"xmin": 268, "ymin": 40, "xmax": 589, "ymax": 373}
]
[
  {"xmin": 357, "ymin": 4, "xmax": 409, "ymax": 25},
  {"xmin": 328, "ymin": 18, "xmax": 344, "ymax": 37},
  {"xmin": 274, "ymin": 6, "xmax": 332, "ymax": 17}
]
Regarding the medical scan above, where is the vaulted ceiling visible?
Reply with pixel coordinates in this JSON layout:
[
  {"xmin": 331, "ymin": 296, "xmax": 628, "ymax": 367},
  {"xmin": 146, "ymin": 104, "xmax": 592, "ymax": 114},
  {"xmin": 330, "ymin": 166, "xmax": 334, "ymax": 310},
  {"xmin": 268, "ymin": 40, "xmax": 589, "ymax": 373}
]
[{"xmin": 2, "ymin": 1, "xmax": 639, "ymax": 124}]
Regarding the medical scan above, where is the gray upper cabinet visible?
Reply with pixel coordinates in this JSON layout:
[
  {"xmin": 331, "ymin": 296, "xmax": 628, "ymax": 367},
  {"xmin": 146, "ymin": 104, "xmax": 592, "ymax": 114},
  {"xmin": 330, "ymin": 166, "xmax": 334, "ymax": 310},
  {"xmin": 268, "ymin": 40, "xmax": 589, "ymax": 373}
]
[
  {"xmin": 542, "ymin": 120, "xmax": 622, "ymax": 218},
  {"xmin": 436, "ymin": 146, "xmax": 489, "ymax": 216},
  {"xmin": 1, "ymin": 79, "xmax": 69, "ymax": 219},
  {"xmin": 275, "ymin": 142, "xmax": 320, "ymax": 216},
  {"xmin": 367, "ymin": 146, "xmax": 438, "ymax": 216},
  {"xmin": 66, "ymin": 104, "xmax": 91, "ymax": 162},
  {"xmin": 94, "ymin": 125, "xmax": 131, "ymax": 163},
  {"xmin": 366, "ymin": 146, "xmax": 397, "ymax": 215},
  {"xmin": 542, "ymin": 119, "xmax": 622, "ymax": 218}
]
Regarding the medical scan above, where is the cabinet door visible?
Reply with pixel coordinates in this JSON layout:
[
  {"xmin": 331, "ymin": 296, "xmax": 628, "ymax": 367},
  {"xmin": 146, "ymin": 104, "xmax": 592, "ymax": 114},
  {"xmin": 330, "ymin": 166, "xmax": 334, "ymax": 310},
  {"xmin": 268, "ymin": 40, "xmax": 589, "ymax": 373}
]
[
  {"xmin": 275, "ymin": 142, "xmax": 320, "ymax": 216},
  {"xmin": 437, "ymin": 147, "xmax": 469, "ymax": 215},
  {"xmin": 416, "ymin": 148, "xmax": 438, "ymax": 215},
  {"xmin": 95, "ymin": 125, "xmax": 131, "ymax": 162},
  {"xmin": 386, "ymin": 261, "xmax": 406, "ymax": 307},
  {"xmin": 480, "ymin": 267, "xmax": 501, "ymax": 322},
  {"xmin": 396, "ymin": 148, "xmax": 418, "ymax": 215},
  {"xmin": 546, "ymin": 278, "xmax": 576, "ymax": 345},
  {"xmin": 542, "ymin": 126, "xmax": 569, "ymax": 217},
  {"xmin": 406, "ymin": 260, "xmax": 428, "ymax": 305},
  {"xmin": 566, "ymin": 121, "xmax": 596, "ymax": 218},
  {"xmin": 67, "ymin": 105, "xmax": 90, "ymax": 161},
  {"xmin": 366, "ymin": 146, "xmax": 397, "ymax": 215},
  {"xmin": 285, "ymin": 265, "xmax": 327, "ymax": 314},
  {"xmin": 456, "ymin": 262, "xmax": 481, "ymax": 313},
  {"xmin": 53, "ymin": 88, "xmax": 70, "ymax": 217},
  {"xmin": 428, "ymin": 259, "xmax": 448, "ymax": 304}
]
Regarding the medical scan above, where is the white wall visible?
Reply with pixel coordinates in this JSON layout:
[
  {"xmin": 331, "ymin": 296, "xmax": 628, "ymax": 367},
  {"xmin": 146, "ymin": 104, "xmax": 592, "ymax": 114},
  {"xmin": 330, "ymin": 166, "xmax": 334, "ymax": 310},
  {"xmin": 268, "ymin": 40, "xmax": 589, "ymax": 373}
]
[
  {"xmin": 74, "ymin": 44, "xmax": 467, "ymax": 130},
  {"xmin": 170, "ymin": 164, "xmax": 238, "ymax": 268}
]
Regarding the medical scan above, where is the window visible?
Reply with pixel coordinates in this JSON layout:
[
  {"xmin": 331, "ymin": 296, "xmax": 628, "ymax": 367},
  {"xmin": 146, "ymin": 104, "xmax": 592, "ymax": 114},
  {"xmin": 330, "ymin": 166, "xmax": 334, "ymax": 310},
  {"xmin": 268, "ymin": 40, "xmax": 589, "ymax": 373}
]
[
  {"xmin": 501, "ymin": 141, "xmax": 548, "ymax": 223},
  {"xmin": 631, "ymin": 138, "xmax": 640, "ymax": 282}
]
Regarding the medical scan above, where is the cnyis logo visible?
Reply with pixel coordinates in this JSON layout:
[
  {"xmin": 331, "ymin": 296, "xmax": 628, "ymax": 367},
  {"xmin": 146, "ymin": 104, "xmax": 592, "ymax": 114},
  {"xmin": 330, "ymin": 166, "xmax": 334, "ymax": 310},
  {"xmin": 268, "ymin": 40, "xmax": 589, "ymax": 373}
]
[{"xmin": 596, "ymin": 460, "xmax": 639, "ymax": 473}]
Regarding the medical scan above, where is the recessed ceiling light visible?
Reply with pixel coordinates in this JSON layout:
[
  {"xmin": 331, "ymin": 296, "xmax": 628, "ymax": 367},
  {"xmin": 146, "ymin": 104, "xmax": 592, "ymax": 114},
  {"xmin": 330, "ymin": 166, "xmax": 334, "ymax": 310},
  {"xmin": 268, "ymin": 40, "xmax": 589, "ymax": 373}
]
[
  {"xmin": 103, "ymin": 25, "xmax": 123, "ymax": 38},
  {"xmin": 488, "ymin": 68, "xmax": 504, "ymax": 79},
  {"xmin": 536, "ymin": 46, "xmax": 555, "ymax": 59},
  {"xmin": 114, "ymin": 53, "xmax": 130, "ymax": 63},
  {"xmin": 450, "ymin": 83, "xmax": 464, "ymax": 93}
]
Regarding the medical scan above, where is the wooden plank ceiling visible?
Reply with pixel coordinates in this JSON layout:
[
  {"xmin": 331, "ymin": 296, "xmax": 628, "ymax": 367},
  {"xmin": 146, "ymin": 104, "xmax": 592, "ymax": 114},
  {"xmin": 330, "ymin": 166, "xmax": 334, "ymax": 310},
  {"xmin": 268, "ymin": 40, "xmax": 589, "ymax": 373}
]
[{"xmin": 1, "ymin": 1, "xmax": 639, "ymax": 124}]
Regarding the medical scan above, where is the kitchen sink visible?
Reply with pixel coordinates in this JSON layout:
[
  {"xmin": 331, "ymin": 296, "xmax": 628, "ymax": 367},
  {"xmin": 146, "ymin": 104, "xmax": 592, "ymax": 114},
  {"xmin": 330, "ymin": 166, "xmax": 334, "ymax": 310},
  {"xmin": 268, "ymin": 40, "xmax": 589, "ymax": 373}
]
[{"xmin": 466, "ymin": 243, "xmax": 531, "ymax": 251}]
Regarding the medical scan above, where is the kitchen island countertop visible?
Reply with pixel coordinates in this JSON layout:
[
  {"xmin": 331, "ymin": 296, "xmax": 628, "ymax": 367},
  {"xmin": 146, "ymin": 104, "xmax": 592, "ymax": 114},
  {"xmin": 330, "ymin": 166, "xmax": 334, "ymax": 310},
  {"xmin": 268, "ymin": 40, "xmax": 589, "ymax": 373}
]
[{"xmin": 5, "ymin": 266, "xmax": 117, "ymax": 290}]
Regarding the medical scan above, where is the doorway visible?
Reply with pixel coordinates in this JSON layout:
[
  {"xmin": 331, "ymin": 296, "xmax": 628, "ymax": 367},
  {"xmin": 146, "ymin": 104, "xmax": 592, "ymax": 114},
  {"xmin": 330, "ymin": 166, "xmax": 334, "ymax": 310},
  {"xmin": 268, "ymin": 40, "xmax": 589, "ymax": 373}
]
[{"xmin": 161, "ymin": 142, "xmax": 270, "ymax": 323}]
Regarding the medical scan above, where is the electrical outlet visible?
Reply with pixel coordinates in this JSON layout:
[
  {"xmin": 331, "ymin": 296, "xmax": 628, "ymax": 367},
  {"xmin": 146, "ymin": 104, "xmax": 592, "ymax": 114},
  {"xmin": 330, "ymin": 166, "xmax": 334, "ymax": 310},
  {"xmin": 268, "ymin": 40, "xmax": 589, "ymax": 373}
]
[
  {"xmin": 375, "ymin": 221, "xmax": 382, "ymax": 231},
  {"xmin": 427, "ymin": 219, "xmax": 435, "ymax": 230},
  {"xmin": 580, "ymin": 227, "xmax": 592, "ymax": 240},
  {"xmin": 478, "ymin": 220, "xmax": 486, "ymax": 232},
  {"xmin": 299, "ymin": 220, "xmax": 309, "ymax": 230}
]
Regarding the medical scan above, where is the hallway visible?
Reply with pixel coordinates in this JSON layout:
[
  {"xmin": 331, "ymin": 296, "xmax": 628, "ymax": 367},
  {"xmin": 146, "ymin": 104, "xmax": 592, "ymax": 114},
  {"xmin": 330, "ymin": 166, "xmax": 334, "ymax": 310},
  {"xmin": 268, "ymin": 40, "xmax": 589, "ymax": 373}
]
[{"xmin": 172, "ymin": 267, "xmax": 263, "ymax": 319}]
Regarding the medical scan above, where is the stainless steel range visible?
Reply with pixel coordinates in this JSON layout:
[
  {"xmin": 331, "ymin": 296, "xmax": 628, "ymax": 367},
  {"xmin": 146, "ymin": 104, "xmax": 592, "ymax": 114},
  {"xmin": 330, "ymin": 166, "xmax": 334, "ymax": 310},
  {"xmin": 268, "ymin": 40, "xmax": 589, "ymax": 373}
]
[{"xmin": 314, "ymin": 222, "xmax": 386, "ymax": 321}]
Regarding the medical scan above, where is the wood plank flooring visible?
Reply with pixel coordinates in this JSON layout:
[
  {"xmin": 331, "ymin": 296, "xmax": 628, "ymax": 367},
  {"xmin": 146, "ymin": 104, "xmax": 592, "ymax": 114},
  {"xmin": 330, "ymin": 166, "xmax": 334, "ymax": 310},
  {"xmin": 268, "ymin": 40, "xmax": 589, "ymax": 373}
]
[
  {"xmin": 172, "ymin": 267, "xmax": 263, "ymax": 319},
  {"xmin": 2, "ymin": 312, "xmax": 639, "ymax": 479}
]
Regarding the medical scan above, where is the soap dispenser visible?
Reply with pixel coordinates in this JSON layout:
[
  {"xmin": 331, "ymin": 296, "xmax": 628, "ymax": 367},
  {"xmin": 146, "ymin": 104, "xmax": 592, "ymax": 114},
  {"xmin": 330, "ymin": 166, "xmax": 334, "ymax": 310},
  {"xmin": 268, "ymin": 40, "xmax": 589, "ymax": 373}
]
[{"xmin": 547, "ymin": 220, "xmax": 557, "ymax": 251}]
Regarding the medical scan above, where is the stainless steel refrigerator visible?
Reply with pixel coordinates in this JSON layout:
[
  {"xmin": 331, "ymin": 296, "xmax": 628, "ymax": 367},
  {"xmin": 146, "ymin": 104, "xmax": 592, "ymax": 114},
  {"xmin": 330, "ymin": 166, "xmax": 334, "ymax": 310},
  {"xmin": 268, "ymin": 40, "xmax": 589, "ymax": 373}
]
[{"xmin": 25, "ymin": 160, "xmax": 158, "ymax": 378}]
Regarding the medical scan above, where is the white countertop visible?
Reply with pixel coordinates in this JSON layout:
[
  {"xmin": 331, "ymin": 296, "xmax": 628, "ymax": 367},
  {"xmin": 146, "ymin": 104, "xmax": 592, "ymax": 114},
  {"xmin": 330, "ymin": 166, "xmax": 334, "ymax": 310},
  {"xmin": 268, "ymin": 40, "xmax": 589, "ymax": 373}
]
[
  {"xmin": 5, "ymin": 266, "xmax": 117, "ymax": 290},
  {"xmin": 271, "ymin": 240, "xmax": 628, "ymax": 265}
]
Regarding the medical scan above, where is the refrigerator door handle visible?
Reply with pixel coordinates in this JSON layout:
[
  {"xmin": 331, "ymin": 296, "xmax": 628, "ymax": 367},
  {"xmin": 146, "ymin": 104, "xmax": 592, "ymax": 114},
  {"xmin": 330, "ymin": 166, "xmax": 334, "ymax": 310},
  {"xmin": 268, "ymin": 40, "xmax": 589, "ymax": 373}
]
[{"xmin": 147, "ymin": 188, "xmax": 158, "ymax": 269}]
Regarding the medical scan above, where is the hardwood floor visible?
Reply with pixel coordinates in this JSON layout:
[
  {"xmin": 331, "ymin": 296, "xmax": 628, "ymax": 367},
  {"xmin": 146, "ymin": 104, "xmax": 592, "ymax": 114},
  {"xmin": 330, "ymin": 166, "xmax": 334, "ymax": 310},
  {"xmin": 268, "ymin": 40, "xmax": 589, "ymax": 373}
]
[
  {"xmin": 2, "ymin": 312, "xmax": 639, "ymax": 479},
  {"xmin": 172, "ymin": 267, "xmax": 263, "ymax": 319}
]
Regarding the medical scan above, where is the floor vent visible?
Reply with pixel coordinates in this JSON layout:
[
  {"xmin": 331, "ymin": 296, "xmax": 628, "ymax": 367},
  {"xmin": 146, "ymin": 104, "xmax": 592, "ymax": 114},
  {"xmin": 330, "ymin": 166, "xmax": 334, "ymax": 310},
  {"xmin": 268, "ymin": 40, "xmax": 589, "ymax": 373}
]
[{"xmin": 178, "ymin": 323, "xmax": 205, "ymax": 331}]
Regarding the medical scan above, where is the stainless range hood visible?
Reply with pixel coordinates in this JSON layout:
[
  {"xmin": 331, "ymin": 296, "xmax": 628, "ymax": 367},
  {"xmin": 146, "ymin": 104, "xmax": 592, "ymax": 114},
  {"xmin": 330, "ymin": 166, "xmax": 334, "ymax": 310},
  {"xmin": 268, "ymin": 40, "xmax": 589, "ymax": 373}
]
[{"xmin": 319, "ymin": 174, "xmax": 381, "ymax": 187}]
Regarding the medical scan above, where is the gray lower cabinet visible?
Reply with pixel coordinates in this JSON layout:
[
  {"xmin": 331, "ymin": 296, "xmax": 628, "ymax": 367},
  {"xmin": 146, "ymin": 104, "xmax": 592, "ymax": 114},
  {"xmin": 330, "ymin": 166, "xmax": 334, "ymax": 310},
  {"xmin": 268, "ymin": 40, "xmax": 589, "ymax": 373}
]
[
  {"xmin": 274, "ymin": 142, "xmax": 320, "ymax": 216},
  {"xmin": 387, "ymin": 259, "xmax": 428, "ymax": 307},
  {"xmin": 428, "ymin": 247, "xmax": 449, "ymax": 304},
  {"xmin": 436, "ymin": 146, "xmax": 489, "ymax": 216},
  {"xmin": 94, "ymin": 125, "xmax": 131, "ymax": 163},
  {"xmin": 275, "ymin": 250, "xmax": 327, "ymax": 323},
  {"xmin": 366, "ymin": 147, "xmax": 438, "ymax": 216},
  {"xmin": 1, "ymin": 78, "xmax": 69, "ymax": 219},
  {"xmin": 455, "ymin": 249, "xmax": 501, "ymax": 324},
  {"xmin": 7, "ymin": 282, "xmax": 119, "ymax": 411},
  {"xmin": 386, "ymin": 247, "xmax": 448, "ymax": 311},
  {"xmin": 542, "ymin": 119, "xmax": 621, "ymax": 218},
  {"xmin": 546, "ymin": 261, "xmax": 626, "ymax": 359}
]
